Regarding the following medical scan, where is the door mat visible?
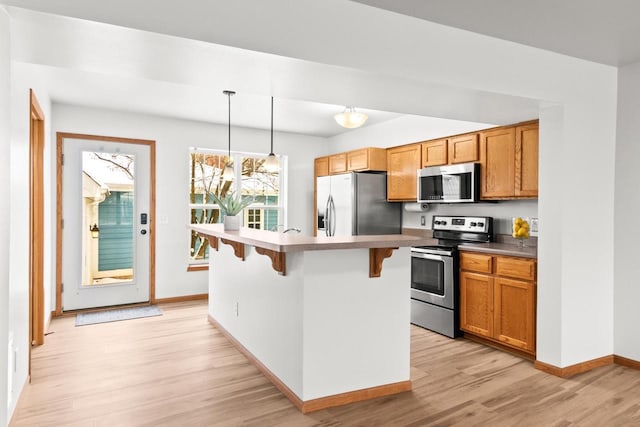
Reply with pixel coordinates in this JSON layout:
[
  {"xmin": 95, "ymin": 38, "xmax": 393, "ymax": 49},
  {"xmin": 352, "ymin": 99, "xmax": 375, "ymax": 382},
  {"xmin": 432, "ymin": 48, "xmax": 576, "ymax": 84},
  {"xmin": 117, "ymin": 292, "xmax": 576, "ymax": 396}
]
[{"xmin": 75, "ymin": 305, "xmax": 162, "ymax": 326}]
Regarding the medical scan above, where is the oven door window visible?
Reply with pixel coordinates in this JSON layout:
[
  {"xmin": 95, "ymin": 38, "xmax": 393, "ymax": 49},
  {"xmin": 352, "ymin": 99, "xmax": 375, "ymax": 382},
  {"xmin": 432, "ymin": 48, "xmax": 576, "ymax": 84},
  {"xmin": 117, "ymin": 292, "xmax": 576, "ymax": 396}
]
[{"xmin": 411, "ymin": 256, "xmax": 445, "ymax": 295}]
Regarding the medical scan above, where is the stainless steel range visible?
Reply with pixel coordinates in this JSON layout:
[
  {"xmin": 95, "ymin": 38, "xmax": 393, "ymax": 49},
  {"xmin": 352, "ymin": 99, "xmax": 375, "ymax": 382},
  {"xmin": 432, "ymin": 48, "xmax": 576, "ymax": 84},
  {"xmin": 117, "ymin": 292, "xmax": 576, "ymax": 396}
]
[{"xmin": 410, "ymin": 215, "xmax": 493, "ymax": 338}]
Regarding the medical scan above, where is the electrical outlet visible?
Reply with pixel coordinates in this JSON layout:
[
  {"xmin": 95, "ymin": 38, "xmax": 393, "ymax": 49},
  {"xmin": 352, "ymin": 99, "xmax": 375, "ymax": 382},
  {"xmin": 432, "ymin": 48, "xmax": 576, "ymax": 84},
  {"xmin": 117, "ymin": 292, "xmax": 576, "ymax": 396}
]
[
  {"xmin": 420, "ymin": 215, "xmax": 426, "ymax": 226},
  {"xmin": 234, "ymin": 302, "xmax": 239, "ymax": 317},
  {"xmin": 530, "ymin": 217, "xmax": 539, "ymax": 235}
]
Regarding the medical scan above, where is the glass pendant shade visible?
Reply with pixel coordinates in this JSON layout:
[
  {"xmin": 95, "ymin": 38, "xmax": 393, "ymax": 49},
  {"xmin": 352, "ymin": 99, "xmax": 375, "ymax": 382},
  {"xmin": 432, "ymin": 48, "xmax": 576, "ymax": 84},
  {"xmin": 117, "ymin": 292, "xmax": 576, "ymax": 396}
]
[
  {"xmin": 334, "ymin": 106, "xmax": 368, "ymax": 129},
  {"xmin": 264, "ymin": 153, "xmax": 279, "ymax": 172},
  {"xmin": 222, "ymin": 163, "xmax": 234, "ymax": 181}
]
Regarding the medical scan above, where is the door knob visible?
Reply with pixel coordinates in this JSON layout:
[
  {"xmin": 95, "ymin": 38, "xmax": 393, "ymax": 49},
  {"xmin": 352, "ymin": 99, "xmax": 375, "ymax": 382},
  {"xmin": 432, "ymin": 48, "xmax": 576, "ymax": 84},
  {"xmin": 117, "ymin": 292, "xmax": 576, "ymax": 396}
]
[{"xmin": 141, "ymin": 229, "xmax": 147, "ymax": 235}]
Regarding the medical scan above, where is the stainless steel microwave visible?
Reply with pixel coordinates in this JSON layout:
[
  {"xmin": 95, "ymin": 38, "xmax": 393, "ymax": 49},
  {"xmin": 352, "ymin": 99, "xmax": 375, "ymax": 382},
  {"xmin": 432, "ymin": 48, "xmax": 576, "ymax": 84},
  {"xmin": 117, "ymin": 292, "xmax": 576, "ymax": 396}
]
[{"xmin": 417, "ymin": 162, "xmax": 480, "ymax": 203}]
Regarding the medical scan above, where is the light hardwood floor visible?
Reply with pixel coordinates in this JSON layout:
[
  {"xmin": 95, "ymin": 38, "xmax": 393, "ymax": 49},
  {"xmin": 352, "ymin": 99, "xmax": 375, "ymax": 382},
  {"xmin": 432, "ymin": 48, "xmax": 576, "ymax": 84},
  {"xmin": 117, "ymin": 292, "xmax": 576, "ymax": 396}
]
[{"xmin": 11, "ymin": 300, "xmax": 640, "ymax": 426}]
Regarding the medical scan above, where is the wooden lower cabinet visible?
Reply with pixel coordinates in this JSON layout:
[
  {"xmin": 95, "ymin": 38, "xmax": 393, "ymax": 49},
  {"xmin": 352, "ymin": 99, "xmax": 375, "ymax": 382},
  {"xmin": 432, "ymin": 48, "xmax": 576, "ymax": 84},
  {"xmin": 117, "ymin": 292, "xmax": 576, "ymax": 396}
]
[
  {"xmin": 460, "ymin": 251, "xmax": 537, "ymax": 355},
  {"xmin": 494, "ymin": 277, "xmax": 536, "ymax": 353},
  {"xmin": 460, "ymin": 272, "xmax": 494, "ymax": 338}
]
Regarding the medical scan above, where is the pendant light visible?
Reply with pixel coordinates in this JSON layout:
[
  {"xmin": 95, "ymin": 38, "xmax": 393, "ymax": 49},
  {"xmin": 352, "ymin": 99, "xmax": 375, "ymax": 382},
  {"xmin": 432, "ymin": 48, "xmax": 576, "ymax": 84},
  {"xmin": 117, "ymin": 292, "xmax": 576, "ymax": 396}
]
[
  {"xmin": 222, "ymin": 90, "xmax": 236, "ymax": 181},
  {"xmin": 334, "ymin": 106, "xmax": 368, "ymax": 129},
  {"xmin": 263, "ymin": 96, "xmax": 279, "ymax": 172}
]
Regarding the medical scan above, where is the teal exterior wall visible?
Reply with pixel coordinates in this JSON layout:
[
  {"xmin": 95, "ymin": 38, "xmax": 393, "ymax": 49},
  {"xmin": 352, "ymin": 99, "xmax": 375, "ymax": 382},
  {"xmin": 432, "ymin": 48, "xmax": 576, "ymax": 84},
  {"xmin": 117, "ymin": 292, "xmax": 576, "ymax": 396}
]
[{"xmin": 98, "ymin": 191, "xmax": 134, "ymax": 271}]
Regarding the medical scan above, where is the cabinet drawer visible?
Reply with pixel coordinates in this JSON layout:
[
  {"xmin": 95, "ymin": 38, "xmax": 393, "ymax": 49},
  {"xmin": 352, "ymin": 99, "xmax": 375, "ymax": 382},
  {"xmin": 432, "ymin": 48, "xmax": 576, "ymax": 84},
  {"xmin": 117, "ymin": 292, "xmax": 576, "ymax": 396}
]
[
  {"xmin": 460, "ymin": 252, "xmax": 492, "ymax": 274},
  {"xmin": 495, "ymin": 256, "xmax": 536, "ymax": 281}
]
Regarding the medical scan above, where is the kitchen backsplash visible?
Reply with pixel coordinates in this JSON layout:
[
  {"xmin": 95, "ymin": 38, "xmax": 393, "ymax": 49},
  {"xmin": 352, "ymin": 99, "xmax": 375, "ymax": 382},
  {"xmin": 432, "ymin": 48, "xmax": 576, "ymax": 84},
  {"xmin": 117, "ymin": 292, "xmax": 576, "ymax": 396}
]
[{"xmin": 402, "ymin": 199, "xmax": 538, "ymax": 235}]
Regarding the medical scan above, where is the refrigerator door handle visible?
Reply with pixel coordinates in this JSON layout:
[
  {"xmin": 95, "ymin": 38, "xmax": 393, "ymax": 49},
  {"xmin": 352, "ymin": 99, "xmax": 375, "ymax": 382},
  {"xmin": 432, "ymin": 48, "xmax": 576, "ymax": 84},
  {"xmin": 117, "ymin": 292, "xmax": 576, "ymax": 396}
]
[
  {"xmin": 330, "ymin": 196, "xmax": 337, "ymax": 236},
  {"xmin": 325, "ymin": 195, "xmax": 332, "ymax": 236}
]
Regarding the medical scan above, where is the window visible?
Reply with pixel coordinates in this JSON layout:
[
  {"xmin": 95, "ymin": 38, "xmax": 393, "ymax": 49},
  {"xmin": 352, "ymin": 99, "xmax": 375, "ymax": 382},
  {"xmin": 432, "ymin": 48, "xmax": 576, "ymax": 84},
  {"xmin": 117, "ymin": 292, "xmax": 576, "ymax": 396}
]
[{"xmin": 188, "ymin": 148, "xmax": 286, "ymax": 265}]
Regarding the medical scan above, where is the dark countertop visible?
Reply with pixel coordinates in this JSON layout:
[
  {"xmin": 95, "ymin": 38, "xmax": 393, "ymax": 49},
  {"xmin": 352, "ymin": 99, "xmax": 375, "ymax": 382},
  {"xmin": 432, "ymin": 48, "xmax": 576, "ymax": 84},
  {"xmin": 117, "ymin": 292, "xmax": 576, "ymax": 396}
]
[
  {"xmin": 458, "ymin": 241, "xmax": 537, "ymax": 259},
  {"xmin": 403, "ymin": 228, "xmax": 538, "ymax": 259}
]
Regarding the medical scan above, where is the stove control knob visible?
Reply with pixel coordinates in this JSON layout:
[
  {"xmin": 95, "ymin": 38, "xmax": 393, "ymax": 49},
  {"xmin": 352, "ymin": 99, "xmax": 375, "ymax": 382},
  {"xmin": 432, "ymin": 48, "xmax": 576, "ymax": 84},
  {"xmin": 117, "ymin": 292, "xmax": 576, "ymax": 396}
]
[
  {"xmin": 441, "ymin": 221, "xmax": 447, "ymax": 225},
  {"xmin": 470, "ymin": 222, "xmax": 477, "ymax": 227},
  {"xmin": 478, "ymin": 222, "xmax": 484, "ymax": 227},
  {"xmin": 434, "ymin": 220, "xmax": 442, "ymax": 225}
]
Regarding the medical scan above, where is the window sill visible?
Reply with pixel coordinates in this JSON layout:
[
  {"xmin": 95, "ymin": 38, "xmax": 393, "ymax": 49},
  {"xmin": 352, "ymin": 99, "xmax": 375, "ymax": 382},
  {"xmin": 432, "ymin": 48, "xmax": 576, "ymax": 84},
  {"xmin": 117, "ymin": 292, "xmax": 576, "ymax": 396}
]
[{"xmin": 187, "ymin": 264, "xmax": 209, "ymax": 272}]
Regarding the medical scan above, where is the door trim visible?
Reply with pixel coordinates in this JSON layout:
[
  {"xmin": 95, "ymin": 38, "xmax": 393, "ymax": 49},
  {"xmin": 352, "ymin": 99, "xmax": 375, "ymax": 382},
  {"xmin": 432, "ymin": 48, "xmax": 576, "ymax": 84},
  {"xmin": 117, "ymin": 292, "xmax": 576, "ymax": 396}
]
[
  {"xmin": 29, "ymin": 89, "xmax": 45, "ymax": 385},
  {"xmin": 55, "ymin": 132, "xmax": 156, "ymax": 315}
]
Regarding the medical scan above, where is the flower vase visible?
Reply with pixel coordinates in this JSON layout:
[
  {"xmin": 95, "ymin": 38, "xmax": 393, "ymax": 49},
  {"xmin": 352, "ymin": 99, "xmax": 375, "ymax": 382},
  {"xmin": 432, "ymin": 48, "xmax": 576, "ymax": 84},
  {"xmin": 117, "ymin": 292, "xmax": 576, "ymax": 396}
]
[{"xmin": 224, "ymin": 215, "xmax": 241, "ymax": 231}]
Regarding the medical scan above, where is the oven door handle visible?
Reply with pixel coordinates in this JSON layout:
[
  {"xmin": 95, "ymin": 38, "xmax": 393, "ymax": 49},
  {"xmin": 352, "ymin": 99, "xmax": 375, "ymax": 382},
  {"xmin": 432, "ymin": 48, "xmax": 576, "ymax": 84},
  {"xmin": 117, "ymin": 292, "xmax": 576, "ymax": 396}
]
[{"xmin": 411, "ymin": 252, "xmax": 447, "ymax": 262}]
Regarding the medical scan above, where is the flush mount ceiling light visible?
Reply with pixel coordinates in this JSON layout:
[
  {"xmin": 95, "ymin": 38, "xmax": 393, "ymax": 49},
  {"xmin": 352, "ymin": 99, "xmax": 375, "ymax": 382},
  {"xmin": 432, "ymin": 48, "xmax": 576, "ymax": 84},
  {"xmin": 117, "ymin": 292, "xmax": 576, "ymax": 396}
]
[
  {"xmin": 263, "ymin": 96, "xmax": 279, "ymax": 173},
  {"xmin": 334, "ymin": 106, "xmax": 368, "ymax": 129},
  {"xmin": 222, "ymin": 90, "xmax": 235, "ymax": 181}
]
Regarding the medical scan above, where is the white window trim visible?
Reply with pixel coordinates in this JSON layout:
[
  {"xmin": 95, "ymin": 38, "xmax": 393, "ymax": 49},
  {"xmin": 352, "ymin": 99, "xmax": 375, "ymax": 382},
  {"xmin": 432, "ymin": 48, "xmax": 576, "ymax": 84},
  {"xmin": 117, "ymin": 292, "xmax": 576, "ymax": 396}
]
[{"xmin": 188, "ymin": 147, "xmax": 287, "ymax": 266}]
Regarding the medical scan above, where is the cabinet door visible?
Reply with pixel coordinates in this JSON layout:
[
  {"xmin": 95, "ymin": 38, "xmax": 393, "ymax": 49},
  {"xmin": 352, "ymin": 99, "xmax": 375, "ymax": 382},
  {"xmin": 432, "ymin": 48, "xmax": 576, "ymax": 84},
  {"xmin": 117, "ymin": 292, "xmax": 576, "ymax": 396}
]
[
  {"xmin": 315, "ymin": 157, "xmax": 329, "ymax": 177},
  {"xmin": 460, "ymin": 271, "xmax": 494, "ymax": 338},
  {"xmin": 515, "ymin": 124, "xmax": 539, "ymax": 197},
  {"xmin": 347, "ymin": 148, "xmax": 387, "ymax": 171},
  {"xmin": 329, "ymin": 153, "xmax": 347, "ymax": 174},
  {"xmin": 494, "ymin": 277, "xmax": 536, "ymax": 352},
  {"xmin": 480, "ymin": 127, "xmax": 516, "ymax": 198},
  {"xmin": 347, "ymin": 149, "xmax": 369, "ymax": 171},
  {"xmin": 421, "ymin": 139, "xmax": 448, "ymax": 167},
  {"xmin": 448, "ymin": 133, "xmax": 478, "ymax": 164},
  {"xmin": 386, "ymin": 144, "xmax": 421, "ymax": 201}
]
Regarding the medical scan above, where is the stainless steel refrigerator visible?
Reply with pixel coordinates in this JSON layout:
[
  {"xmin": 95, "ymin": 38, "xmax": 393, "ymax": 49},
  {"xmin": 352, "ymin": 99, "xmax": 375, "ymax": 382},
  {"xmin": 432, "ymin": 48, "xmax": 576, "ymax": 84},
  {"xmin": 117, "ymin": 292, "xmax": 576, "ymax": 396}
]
[{"xmin": 317, "ymin": 172, "xmax": 402, "ymax": 236}]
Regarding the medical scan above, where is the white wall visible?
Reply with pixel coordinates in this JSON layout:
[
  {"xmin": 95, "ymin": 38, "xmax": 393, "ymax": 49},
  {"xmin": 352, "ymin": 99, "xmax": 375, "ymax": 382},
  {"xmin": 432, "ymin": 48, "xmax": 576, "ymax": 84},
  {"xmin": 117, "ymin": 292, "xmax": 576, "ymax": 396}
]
[
  {"xmin": 8, "ymin": 58, "xmax": 53, "ymax": 419},
  {"xmin": 328, "ymin": 115, "xmax": 495, "ymax": 152},
  {"xmin": 0, "ymin": 7, "xmax": 10, "ymax": 425},
  {"xmin": 614, "ymin": 60, "xmax": 640, "ymax": 360},
  {"xmin": 52, "ymin": 104, "xmax": 326, "ymax": 301}
]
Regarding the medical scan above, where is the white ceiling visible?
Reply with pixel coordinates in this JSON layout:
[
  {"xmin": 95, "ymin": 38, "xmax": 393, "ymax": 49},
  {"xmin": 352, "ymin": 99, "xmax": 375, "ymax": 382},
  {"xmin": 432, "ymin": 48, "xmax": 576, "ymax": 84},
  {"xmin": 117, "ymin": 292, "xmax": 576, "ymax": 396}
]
[
  {"xmin": 7, "ymin": 1, "xmax": 624, "ymax": 136},
  {"xmin": 353, "ymin": 0, "xmax": 640, "ymax": 67}
]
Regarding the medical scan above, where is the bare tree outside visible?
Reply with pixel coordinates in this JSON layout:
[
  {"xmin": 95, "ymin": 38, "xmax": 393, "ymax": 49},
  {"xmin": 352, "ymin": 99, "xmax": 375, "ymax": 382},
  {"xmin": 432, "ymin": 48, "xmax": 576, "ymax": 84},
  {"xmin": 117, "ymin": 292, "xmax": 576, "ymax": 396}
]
[{"xmin": 189, "ymin": 151, "xmax": 281, "ymax": 263}]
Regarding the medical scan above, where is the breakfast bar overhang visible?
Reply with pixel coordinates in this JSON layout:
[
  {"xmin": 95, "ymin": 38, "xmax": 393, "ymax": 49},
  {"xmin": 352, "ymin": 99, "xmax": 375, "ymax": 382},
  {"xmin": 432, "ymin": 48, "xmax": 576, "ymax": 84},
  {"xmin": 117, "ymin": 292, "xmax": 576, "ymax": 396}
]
[{"xmin": 190, "ymin": 224, "xmax": 431, "ymax": 413}]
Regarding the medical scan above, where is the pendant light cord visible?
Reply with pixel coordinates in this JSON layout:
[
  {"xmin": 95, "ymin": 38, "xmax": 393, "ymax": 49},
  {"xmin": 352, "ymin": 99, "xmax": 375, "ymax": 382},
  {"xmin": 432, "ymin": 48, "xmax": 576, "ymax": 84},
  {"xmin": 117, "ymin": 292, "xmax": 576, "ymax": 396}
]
[
  {"xmin": 270, "ymin": 96, "xmax": 274, "ymax": 154},
  {"xmin": 227, "ymin": 92, "xmax": 231, "ymax": 158}
]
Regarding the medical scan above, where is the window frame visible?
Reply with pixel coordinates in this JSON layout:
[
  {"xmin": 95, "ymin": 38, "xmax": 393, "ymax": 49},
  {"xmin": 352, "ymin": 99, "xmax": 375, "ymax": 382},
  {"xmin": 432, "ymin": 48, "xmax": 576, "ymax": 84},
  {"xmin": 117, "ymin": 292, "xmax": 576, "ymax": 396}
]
[{"xmin": 187, "ymin": 147, "xmax": 287, "ymax": 267}]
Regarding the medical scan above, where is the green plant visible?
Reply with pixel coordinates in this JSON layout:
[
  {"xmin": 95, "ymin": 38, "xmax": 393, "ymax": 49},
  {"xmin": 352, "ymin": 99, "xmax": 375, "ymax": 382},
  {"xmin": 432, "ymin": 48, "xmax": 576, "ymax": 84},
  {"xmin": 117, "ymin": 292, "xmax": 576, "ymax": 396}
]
[{"xmin": 210, "ymin": 192, "xmax": 253, "ymax": 216}]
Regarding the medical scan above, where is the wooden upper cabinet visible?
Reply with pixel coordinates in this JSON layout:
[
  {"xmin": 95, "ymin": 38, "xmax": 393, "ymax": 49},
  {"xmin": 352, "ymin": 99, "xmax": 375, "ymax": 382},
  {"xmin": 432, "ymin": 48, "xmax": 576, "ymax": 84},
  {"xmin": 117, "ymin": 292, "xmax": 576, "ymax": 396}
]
[
  {"xmin": 421, "ymin": 139, "xmax": 448, "ymax": 167},
  {"xmin": 480, "ymin": 127, "xmax": 516, "ymax": 199},
  {"xmin": 448, "ymin": 133, "xmax": 479, "ymax": 164},
  {"xmin": 515, "ymin": 124, "xmax": 539, "ymax": 197},
  {"xmin": 460, "ymin": 271, "xmax": 494, "ymax": 338},
  {"xmin": 386, "ymin": 144, "xmax": 421, "ymax": 201},
  {"xmin": 328, "ymin": 153, "xmax": 347, "ymax": 174},
  {"xmin": 494, "ymin": 277, "xmax": 536, "ymax": 352},
  {"xmin": 315, "ymin": 156, "xmax": 329, "ymax": 177},
  {"xmin": 347, "ymin": 147, "xmax": 387, "ymax": 172}
]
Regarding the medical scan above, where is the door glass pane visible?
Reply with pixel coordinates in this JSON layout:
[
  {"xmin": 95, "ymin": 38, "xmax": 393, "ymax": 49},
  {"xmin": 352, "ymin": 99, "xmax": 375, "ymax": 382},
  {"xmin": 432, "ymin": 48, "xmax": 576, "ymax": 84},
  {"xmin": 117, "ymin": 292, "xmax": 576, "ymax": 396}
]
[{"xmin": 82, "ymin": 151, "xmax": 135, "ymax": 286}]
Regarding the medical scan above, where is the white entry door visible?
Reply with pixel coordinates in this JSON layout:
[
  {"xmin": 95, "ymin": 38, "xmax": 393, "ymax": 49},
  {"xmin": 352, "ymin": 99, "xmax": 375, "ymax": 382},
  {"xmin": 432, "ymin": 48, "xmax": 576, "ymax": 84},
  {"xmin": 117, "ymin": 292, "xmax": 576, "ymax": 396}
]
[{"xmin": 62, "ymin": 138, "xmax": 151, "ymax": 311}]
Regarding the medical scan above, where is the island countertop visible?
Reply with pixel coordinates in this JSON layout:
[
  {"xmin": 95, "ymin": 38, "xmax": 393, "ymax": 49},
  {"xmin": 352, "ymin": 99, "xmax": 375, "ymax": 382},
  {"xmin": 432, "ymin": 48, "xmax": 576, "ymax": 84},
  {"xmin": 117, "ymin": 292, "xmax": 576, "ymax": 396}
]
[{"xmin": 191, "ymin": 224, "xmax": 434, "ymax": 253}]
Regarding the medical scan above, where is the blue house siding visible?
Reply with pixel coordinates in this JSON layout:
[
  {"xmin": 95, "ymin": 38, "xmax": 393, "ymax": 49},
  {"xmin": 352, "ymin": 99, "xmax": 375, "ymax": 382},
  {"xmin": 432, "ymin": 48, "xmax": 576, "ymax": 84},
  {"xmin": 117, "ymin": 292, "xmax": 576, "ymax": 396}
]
[{"xmin": 98, "ymin": 191, "xmax": 134, "ymax": 271}]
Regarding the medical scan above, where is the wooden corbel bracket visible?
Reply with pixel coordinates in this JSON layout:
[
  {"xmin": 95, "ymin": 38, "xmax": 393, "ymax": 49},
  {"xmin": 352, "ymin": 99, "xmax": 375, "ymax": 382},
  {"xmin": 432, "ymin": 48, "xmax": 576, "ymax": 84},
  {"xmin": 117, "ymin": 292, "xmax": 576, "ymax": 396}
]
[
  {"xmin": 369, "ymin": 247, "xmax": 397, "ymax": 278},
  {"xmin": 255, "ymin": 247, "xmax": 286, "ymax": 276},
  {"xmin": 207, "ymin": 237, "xmax": 219, "ymax": 251},
  {"xmin": 220, "ymin": 238, "xmax": 245, "ymax": 260}
]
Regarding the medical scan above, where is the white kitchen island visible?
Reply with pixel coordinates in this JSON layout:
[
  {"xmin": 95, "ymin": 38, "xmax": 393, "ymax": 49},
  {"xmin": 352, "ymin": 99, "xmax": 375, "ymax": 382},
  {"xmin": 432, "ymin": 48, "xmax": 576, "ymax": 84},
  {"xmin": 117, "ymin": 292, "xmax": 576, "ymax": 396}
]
[{"xmin": 190, "ymin": 224, "xmax": 432, "ymax": 413}]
